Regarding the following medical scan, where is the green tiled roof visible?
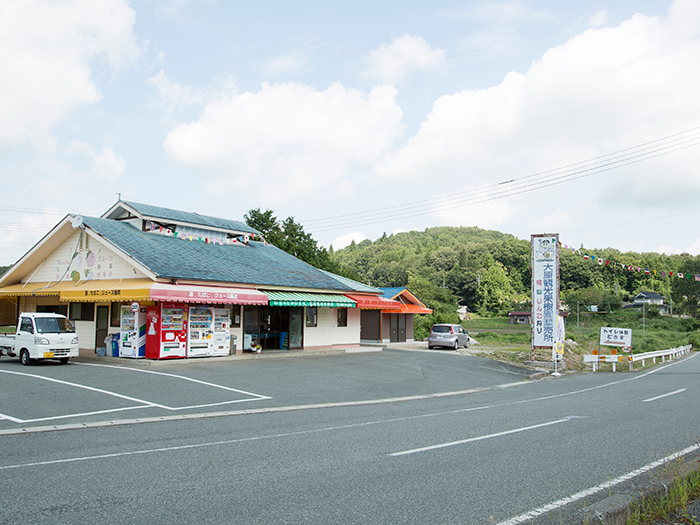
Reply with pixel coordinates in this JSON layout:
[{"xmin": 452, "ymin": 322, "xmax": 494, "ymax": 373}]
[
  {"xmin": 122, "ymin": 201, "xmax": 259, "ymax": 235},
  {"xmin": 82, "ymin": 216, "xmax": 351, "ymax": 291},
  {"xmin": 319, "ymin": 269, "xmax": 380, "ymax": 293}
]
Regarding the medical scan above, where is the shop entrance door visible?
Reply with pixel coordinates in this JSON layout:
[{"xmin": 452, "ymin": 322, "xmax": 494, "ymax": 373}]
[
  {"xmin": 289, "ymin": 308, "xmax": 303, "ymax": 349},
  {"xmin": 244, "ymin": 306, "xmax": 300, "ymax": 351},
  {"xmin": 390, "ymin": 314, "xmax": 398, "ymax": 342},
  {"xmin": 95, "ymin": 305, "xmax": 109, "ymax": 353},
  {"xmin": 398, "ymin": 314, "xmax": 406, "ymax": 342}
]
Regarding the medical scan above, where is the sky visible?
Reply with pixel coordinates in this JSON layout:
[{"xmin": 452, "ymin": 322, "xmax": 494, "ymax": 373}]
[{"xmin": 2, "ymin": 0, "xmax": 700, "ymax": 266}]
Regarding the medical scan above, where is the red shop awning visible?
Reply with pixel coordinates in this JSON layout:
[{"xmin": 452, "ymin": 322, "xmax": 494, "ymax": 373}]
[
  {"xmin": 150, "ymin": 283, "xmax": 268, "ymax": 305},
  {"xmin": 345, "ymin": 294, "xmax": 403, "ymax": 310}
]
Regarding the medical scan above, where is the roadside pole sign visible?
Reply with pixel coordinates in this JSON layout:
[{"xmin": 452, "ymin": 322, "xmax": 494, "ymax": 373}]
[{"xmin": 531, "ymin": 234, "xmax": 560, "ymax": 361}]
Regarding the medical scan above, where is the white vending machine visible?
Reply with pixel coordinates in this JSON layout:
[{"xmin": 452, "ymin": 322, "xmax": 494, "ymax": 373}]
[
  {"xmin": 188, "ymin": 306, "xmax": 214, "ymax": 357},
  {"xmin": 212, "ymin": 308, "xmax": 231, "ymax": 356},
  {"xmin": 120, "ymin": 304, "xmax": 146, "ymax": 358}
]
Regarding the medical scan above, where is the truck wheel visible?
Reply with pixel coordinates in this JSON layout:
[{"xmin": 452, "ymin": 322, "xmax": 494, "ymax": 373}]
[
  {"xmin": 59, "ymin": 357, "xmax": 69, "ymax": 365},
  {"xmin": 20, "ymin": 349, "xmax": 31, "ymax": 366}
]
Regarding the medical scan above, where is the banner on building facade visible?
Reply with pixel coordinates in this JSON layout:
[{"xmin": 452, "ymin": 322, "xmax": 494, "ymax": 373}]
[{"xmin": 531, "ymin": 234, "xmax": 560, "ymax": 350}]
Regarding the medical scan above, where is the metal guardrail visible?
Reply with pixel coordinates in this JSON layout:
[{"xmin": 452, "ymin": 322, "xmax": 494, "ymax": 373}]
[
  {"xmin": 627, "ymin": 344, "xmax": 692, "ymax": 370},
  {"xmin": 583, "ymin": 344, "xmax": 692, "ymax": 372}
]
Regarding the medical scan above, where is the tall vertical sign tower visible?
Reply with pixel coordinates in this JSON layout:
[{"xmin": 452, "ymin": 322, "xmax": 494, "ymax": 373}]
[{"xmin": 531, "ymin": 234, "xmax": 560, "ymax": 362}]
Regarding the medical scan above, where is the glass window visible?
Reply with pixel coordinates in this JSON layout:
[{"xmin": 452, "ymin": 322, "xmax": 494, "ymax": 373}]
[
  {"xmin": 70, "ymin": 302, "xmax": 94, "ymax": 321},
  {"xmin": 337, "ymin": 308, "xmax": 347, "ymax": 327},
  {"xmin": 19, "ymin": 318, "xmax": 34, "ymax": 334},
  {"xmin": 35, "ymin": 317, "xmax": 75, "ymax": 334},
  {"xmin": 306, "ymin": 307, "xmax": 317, "ymax": 327},
  {"xmin": 110, "ymin": 303, "xmax": 121, "ymax": 327}
]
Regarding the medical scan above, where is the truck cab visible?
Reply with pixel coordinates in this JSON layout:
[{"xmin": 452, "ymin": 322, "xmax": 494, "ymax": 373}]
[{"xmin": 13, "ymin": 313, "xmax": 80, "ymax": 365}]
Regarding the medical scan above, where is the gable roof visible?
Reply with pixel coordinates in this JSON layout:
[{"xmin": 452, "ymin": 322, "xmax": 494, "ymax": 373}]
[
  {"xmin": 102, "ymin": 201, "xmax": 259, "ymax": 236},
  {"xmin": 82, "ymin": 216, "xmax": 350, "ymax": 291},
  {"xmin": 633, "ymin": 291, "xmax": 666, "ymax": 301},
  {"xmin": 379, "ymin": 287, "xmax": 432, "ymax": 314}
]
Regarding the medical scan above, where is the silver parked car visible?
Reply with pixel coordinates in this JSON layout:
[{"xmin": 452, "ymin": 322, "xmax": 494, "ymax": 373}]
[{"xmin": 428, "ymin": 324, "xmax": 470, "ymax": 350}]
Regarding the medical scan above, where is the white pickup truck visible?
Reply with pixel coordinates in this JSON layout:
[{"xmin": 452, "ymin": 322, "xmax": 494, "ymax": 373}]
[{"xmin": 0, "ymin": 312, "xmax": 80, "ymax": 365}]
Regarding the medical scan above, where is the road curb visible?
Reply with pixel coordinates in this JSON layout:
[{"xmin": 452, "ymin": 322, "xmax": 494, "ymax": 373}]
[{"xmin": 582, "ymin": 455, "xmax": 700, "ymax": 524}]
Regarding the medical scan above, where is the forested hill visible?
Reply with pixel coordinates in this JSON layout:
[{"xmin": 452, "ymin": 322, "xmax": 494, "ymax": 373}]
[{"xmin": 330, "ymin": 226, "xmax": 700, "ymax": 320}]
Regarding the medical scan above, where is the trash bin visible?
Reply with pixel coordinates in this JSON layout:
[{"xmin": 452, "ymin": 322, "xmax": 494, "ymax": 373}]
[
  {"xmin": 111, "ymin": 333, "xmax": 120, "ymax": 357},
  {"xmin": 230, "ymin": 334, "xmax": 237, "ymax": 354}
]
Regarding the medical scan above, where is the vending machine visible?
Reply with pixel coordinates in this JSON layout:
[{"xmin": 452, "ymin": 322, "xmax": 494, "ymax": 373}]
[
  {"xmin": 145, "ymin": 303, "xmax": 188, "ymax": 359},
  {"xmin": 120, "ymin": 304, "xmax": 146, "ymax": 358},
  {"xmin": 212, "ymin": 308, "xmax": 231, "ymax": 356},
  {"xmin": 188, "ymin": 306, "xmax": 214, "ymax": 357}
]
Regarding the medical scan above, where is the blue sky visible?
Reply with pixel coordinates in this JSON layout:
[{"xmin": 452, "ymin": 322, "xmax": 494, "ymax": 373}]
[{"xmin": 2, "ymin": 0, "xmax": 699, "ymax": 266}]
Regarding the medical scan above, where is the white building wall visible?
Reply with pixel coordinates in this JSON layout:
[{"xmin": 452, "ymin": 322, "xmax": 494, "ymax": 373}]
[
  {"xmin": 303, "ymin": 307, "xmax": 360, "ymax": 348},
  {"xmin": 303, "ymin": 307, "xmax": 333, "ymax": 348},
  {"xmin": 27, "ymin": 230, "xmax": 147, "ymax": 283},
  {"xmin": 331, "ymin": 308, "xmax": 360, "ymax": 346}
]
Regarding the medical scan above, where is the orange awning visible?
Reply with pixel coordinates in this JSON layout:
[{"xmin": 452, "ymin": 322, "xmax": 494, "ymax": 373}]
[
  {"xmin": 345, "ymin": 294, "xmax": 402, "ymax": 310},
  {"xmin": 393, "ymin": 303, "xmax": 433, "ymax": 315}
]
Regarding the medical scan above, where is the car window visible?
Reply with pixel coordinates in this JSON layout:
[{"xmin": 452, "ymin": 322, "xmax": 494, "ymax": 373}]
[
  {"xmin": 19, "ymin": 318, "xmax": 33, "ymax": 334},
  {"xmin": 431, "ymin": 326, "xmax": 450, "ymax": 333},
  {"xmin": 35, "ymin": 317, "xmax": 75, "ymax": 334}
]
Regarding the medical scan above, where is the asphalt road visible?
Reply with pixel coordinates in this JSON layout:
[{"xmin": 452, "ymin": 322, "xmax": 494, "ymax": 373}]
[{"xmin": 1, "ymin": 348, "xmax": 698, "ymax": 524}]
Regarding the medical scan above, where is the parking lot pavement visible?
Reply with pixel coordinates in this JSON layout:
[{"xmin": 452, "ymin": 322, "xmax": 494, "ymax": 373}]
[{"xmin": 0, "ymin": 347, "xmax": 535, "ymax": 433}]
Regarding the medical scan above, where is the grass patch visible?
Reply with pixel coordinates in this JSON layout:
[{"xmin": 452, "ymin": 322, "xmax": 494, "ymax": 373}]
[{"xmin": 626, "ymin": 461, "xmax": 700, "ymax": 524}]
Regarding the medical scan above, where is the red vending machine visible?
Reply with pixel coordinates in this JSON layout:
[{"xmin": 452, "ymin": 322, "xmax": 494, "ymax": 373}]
[{"xmin": 146, "ymin": 303, "xmax": 188, "ymax": 359}]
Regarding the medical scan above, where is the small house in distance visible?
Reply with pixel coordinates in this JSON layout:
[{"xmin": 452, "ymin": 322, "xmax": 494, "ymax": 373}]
[
  {"xmin": 508, "ymin": 311, "xmax": 531, "ymax": 325},
  {"xmin": 624, "ymin": 291, "xmax": 669, "ymax": 314}
]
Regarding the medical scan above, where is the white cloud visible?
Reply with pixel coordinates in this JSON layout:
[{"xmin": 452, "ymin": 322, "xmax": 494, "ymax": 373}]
[
  {"xmin": 148, "ymin": 70, "xmax": 209, "ymax": 112},
  {"xmin": 0, "ymin": 0, "xmax": 138, "ymax": 150},
  {"xmin": 589, "ymin": 9, "xmax": 608, "ymax": 28},
  {"xmin": 362, "ymin": 34, "xmax": 445, "ymax": 84},
  {"xmin": 163, "ymin": 82, "xmax": 404, "ymax": 205},
  {"xmin": 331, "ymin": 231, "xmax": 367, "ymax": 250},
  {"xmin": 67, "ymin": 142, "xmax": 126, "ymax": 185},
  {"xmin": 378, "ymin": 1, "xmax": 700, "ymax": 237}
]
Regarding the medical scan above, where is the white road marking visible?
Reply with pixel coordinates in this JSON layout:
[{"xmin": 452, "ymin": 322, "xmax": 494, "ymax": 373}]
[
  {"xmin": 75, "ymin": 363, "xmax": 271, "ymax": 399},
  {"xmin": 0, "ymin": 412, "xmax": 23, "ymax": 423},
  {"xmin": 0, "ymin": 363, "xmax": 272, "ymax": 424},
  {"xmin": 643, "ymin": 388, "xmax": 686, "ymax": 402},
  {"xmin": 496, "ymin": 443, "xmax": 700, "ymax": 525},
  {"xmin": 0, "ymin": 369, "xmax": 166, "ymax": 409},
  {"xmin": 390, "ymin": 417, "xmax": 574, "ymax": 456}
]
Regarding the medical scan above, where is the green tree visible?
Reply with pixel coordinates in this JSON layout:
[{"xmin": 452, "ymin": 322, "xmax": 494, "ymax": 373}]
[
  {"xmin": 243, "ymin": 208, "xmax": 283, "ymax": 246},
  {"xmin": 474, "ymin": 260, "xmax": 515, "ymax": 315}
]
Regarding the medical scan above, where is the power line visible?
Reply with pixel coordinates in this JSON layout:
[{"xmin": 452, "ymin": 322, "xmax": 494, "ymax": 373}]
[{"xmin": 301, "ymin": 126, "xmax": 700, "ymax": 233}]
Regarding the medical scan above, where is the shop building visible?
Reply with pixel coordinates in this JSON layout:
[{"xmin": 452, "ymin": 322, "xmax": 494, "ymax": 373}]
[{"xmin": 0, "ymin": 201, "xmax": 420, "ymax": 358}]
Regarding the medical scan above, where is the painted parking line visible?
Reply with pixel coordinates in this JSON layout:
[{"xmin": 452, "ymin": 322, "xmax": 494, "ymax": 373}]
[
  {"xmin": 76, "ymin": 363, "xmax": 272, "ymax": 403},
  {"xmin": 0, "ymin": 364, "xmax": 272, "ymax": 424},
  {"xmin": 0, "ymin": 369, "xmax": 167, "ymax": 408},
  {"xmin": 0, "ymin": 368, "xmax": 164, "ymax": 424}
]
